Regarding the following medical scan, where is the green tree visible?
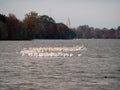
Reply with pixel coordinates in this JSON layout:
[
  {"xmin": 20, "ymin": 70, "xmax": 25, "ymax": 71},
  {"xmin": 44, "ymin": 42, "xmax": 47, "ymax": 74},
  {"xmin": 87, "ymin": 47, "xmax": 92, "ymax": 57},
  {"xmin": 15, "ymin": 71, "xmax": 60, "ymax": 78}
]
[
  {"xmin": 37, "ymin": 15, "xmax": 57, "ymax": 39},
  {"xmin": 116, "ymin": 26, "xmax": 120, "ymax": 38},
  {"xmin": 57, "ymin": 23, "xmax": 71, "ymax": 39},
  {"xmin": 0, "ymin": 22, "xmax": 8, "ymax": 39},
  {"xmin": 0, "ymin": 14, "xmax": 6, "ymax": 23}
]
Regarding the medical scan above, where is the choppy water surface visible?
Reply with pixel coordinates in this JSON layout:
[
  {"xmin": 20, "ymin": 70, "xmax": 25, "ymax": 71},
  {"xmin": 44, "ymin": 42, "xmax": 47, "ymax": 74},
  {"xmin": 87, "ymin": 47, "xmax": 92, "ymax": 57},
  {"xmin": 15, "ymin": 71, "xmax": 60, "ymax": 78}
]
[{"xmin": 0, "ymin": 39, "xmax": 120, "ymax": 90}]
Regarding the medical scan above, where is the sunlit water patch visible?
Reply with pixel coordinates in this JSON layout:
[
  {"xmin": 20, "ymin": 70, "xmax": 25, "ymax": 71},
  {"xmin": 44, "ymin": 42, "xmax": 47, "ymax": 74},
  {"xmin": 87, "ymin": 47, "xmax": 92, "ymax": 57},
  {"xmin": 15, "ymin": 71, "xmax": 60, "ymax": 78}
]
[{"xmin": 19, "ymin": 45, "xmax": 86, "ymax": 57}]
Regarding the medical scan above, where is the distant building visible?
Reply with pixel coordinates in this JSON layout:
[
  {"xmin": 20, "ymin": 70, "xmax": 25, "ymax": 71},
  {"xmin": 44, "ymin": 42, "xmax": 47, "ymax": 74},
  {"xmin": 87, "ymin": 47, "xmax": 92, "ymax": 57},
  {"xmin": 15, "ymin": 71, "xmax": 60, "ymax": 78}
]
[{"xmin": 66, "ymin": 17, "xmax": 71, "ymax": 28}]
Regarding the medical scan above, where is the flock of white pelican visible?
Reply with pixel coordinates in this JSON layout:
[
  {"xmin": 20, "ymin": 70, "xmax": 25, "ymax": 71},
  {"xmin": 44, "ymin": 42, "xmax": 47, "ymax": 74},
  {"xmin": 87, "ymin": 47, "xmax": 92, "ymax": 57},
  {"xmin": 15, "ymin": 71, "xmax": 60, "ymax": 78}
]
[{"xmin": 20, "ymin": 45, "xmax": 85, "ymax": 57}]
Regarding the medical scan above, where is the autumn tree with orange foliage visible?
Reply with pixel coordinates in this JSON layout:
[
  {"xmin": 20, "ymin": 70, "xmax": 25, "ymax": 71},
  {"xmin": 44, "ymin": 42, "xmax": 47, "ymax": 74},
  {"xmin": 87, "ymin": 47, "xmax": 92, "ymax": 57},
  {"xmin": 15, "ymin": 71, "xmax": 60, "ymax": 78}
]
[{"xmin": 23, "ymin": 11, "xmax": 39, "ymax": 39}]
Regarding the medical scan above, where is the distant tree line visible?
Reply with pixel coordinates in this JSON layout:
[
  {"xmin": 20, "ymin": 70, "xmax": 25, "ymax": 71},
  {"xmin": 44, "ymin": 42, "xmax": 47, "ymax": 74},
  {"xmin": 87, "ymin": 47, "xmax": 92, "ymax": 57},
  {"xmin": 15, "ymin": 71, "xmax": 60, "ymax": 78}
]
[
  {"xmin": 0, "ymin": 11, "xmax": 120, "ymax": 40},
  {"xmin": 0, "ymin": 11, "xmax": 75, "ymax": 40},
  {"xmin": 74, "ymin": 25, "xmax": 120, "ymax": 39}
]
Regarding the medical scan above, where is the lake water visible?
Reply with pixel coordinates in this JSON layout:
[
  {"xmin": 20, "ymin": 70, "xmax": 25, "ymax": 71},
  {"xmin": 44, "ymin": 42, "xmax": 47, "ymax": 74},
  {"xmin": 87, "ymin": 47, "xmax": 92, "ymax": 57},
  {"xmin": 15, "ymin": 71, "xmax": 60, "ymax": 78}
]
[{"xmin": 0, "ymin": 39, "xmax": 120, "ymax": 90}]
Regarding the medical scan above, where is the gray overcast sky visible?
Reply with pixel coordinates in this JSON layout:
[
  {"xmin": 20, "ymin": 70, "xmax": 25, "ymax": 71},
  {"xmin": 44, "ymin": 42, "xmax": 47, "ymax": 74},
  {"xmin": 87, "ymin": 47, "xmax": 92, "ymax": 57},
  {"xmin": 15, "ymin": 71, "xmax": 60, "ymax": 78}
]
[{"xmin": 0, "ymin": 0, "xmax": 120, "ymax": 28}]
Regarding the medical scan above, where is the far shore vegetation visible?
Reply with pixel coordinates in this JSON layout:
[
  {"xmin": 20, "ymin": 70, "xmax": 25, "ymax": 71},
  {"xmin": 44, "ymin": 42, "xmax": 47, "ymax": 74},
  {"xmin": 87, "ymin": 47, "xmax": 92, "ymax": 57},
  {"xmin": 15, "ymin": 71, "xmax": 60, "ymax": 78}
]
[{"xmin": 0, "ymin": 11, "xmax": 120, "ymax": 40}]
